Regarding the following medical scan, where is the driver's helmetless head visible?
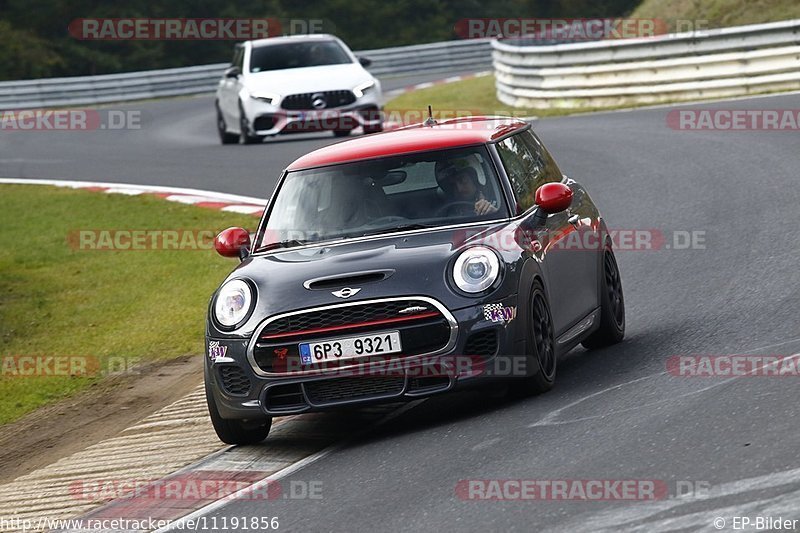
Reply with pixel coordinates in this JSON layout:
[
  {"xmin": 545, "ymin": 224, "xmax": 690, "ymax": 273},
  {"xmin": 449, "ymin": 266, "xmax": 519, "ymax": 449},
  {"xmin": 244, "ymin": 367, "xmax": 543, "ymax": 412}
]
[{"xmin": 436, "ymin": 163, "xmax": 479, "ymax": 199}]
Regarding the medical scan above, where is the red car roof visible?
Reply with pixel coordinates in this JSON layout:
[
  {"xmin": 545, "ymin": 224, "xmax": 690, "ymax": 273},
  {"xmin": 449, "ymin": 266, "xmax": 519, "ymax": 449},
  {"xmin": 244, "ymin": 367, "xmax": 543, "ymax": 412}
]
[{"xmin": 286, "ymin": 116, "xmax": 529, "ymax": 170}]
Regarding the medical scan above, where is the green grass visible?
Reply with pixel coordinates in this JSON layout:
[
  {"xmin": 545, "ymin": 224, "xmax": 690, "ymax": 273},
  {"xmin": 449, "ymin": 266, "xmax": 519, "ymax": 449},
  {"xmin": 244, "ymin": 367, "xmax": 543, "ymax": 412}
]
[
  {"xmin": 0, "ymin": 185, "xmax": 256, "ymax": 425},
  {"xmin": 632, "ymin": 0, "xmax": 800, "ymax": 30},
  {"xmin": 385, "ymin": 74, "xmax": 622, "ymax": 119}
]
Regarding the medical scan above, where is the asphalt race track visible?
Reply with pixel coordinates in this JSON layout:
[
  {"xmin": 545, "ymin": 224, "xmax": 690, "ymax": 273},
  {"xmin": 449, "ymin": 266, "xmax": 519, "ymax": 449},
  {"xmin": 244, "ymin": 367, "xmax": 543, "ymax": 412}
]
[
  {"xmin": 4, "ymin": 83, "xmax": 799, "ymax": 531},
  {"xmin": 0, "ymin": 72, "xmax": 479, "ymax": 196}
]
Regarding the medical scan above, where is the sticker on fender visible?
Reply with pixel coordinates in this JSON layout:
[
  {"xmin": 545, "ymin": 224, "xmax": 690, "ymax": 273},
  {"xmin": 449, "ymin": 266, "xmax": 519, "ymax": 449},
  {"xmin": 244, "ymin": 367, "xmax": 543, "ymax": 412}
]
[{"xmin": 484, "ymin": 304, "xmax": 516, "ymax": 323}]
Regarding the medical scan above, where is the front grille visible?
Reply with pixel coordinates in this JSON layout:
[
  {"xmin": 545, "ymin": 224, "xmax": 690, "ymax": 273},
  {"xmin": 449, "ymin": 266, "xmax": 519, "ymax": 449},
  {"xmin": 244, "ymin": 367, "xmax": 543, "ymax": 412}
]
[
  {"xmin": 304, "ymin": 376, "xmax": 405, "ymax": 404},
  {"xmin": 464, "ymin": 329, "xmax": 499, "ymax": 357},
  {"xmin": 253, "ymin": 299, "xmax": 453, "ymax": 373},
  {"xmin": 281, "ymin": 90, "xmax": 356, "ymax": 110},
  {"xmin": 262, "ymin": 300, "xmax": 439, "ymax": 337},
  {"xmin": 219, "ymin": 365, "xmax": 251, "ymax": 396}
]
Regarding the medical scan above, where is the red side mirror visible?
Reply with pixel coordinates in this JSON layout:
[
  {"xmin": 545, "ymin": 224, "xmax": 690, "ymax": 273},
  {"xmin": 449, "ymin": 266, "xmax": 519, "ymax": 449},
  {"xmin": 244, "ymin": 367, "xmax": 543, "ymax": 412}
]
[
  {"xmin": 214, "ymin": 227, "xmax": 251, "ymax": 258},
  {"xmin": 535, "ymin": 183, "xmax": 573, "ymax": 214}
]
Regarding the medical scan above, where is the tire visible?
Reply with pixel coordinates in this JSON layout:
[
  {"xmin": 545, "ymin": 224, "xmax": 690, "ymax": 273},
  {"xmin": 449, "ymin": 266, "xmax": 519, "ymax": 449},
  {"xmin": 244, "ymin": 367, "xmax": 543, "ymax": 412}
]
[
  {"xmin": 510, "ymin": 279, "xmax": 557, "ymax": 396},
  {"xmin": 205, "ymin": 379, "xmax": 271, "ymax": 445},
  {"xmin": 363, "ymin": 123, "xmax": 383, "ymax": 135},
  {"xmin": 333, "ymin": 129, "xmax": 352, "ymax": 137},
  {"xmin": 216, "ymin": 107, "xmax": 239, "ymax": 145},
  {"xmin": 582, "ymin": 247, "xmax": 625, "ymax": 349},
  {"xmin": 239, "ymin": 104, "xmax": 264, "ymax": 145}
]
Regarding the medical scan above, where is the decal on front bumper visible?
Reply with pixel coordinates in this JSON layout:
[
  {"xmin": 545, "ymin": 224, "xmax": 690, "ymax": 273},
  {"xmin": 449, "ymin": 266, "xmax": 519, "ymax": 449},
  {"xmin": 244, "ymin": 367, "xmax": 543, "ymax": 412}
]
[{"xmin": 483, "ymin": 304, "xmax": 517, "ymax": 324}]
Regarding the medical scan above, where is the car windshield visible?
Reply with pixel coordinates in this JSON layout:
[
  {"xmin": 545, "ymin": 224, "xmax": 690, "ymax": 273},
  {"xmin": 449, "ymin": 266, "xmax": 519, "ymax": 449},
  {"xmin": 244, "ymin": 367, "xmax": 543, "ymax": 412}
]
[
  {"xmin": 258, "ymin": 146, "xmax": 509, "ymax": 251},
  {"xmin": 249, "ymin": 41, "xmax": 352, "ymax": 72}
]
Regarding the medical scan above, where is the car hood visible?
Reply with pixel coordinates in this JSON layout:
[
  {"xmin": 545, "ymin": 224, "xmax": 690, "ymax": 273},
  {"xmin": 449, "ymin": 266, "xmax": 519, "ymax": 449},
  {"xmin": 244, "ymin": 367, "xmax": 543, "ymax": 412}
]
[
  {"xmin": 243, "ymin": 63, "xmax": 374, "ymax": 96},
  {"xmin": 219, "ymin": 222, "xmax": 521, "ymax": 335}
]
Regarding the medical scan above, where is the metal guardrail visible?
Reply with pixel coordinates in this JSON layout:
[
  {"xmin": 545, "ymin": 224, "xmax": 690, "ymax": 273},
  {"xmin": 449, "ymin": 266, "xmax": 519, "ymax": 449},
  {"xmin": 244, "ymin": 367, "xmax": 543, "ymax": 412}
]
[
  {"xmin": 492, "ymin": 19, "xmax": 800, "ymax": 109},
  {"xmin": 0, "ymin": 39, "xmax": 493, "ymax": 110}
]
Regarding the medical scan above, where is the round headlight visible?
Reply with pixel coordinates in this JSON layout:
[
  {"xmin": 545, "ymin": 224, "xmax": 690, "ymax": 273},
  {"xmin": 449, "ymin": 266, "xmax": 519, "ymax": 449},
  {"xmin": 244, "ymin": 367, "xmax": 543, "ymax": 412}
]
[
  {"xmin": 453, "ymin": 246, "xmax": 501, "ymax": 294},
  {"xmin": 214, "ymin": 279, "xmax": 254, "ymax": 328}
]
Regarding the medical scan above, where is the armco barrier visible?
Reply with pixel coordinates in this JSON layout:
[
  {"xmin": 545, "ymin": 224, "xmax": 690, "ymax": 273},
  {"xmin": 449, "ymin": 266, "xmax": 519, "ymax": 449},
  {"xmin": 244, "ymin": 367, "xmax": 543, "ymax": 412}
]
[
  {"xmin": 492, "ymin": 19, "xmax": 800, "ymax": 109},
  {"xmin": 0, "ymin": 39, "xmax": 492, "ymax": 110}
]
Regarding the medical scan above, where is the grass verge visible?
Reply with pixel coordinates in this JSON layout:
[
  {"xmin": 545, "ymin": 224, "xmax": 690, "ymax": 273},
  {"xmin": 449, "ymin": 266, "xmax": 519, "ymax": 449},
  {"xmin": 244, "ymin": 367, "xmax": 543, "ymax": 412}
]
[
  {"xmin": 385, "ymin": 75, "xmax": 626, "ymax": 120},
  {"xmin": 0, "ymin": 185, "xmax": 256, "ymax": 425},
  {"xmin": 632, "ymin": 0, "xmax": 800, "ymax": 30}
]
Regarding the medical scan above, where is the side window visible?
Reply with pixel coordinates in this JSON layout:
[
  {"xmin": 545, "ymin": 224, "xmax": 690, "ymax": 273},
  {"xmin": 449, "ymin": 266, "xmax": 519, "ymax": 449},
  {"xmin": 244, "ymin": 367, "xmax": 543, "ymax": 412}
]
[
  {"xmin": 523, "ymin": 131, "xmax": 563, "ymax": 184},
  {"xmin": 232, "ymin": 46, "xmax": 244, "ymax": 70},
  {"xmin": 496, "ymin": 133, "xmax": 546, "ymax": 212}
]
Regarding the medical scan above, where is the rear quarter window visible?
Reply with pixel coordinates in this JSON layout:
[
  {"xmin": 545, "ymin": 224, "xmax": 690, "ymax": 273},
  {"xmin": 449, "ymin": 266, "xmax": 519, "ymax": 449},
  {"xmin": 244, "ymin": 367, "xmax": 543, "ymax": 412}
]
[{"xmin": 496, "ymin": 131, "xmax": 561, "ymax": 212}]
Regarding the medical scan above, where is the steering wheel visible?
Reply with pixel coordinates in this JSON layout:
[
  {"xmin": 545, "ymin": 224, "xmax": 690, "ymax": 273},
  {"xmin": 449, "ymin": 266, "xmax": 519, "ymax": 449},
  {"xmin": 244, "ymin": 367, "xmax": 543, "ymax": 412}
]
[{"xmin": 435, "ymin": 201, "xmax": 476, "ymax": 218}]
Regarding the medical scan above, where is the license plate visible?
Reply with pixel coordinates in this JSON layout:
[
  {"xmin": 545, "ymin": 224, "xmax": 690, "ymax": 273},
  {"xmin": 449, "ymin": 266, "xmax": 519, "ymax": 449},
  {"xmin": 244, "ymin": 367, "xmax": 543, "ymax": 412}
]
[{"xmin": 299, "ymin": 331, "xmax": 402, "ymax": 365}]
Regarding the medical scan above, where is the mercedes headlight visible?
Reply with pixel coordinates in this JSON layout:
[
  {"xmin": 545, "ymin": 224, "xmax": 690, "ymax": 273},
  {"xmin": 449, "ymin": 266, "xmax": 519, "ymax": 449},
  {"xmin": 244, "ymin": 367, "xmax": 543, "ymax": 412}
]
[
  {"xmin": 353, "ymin": 81, "xmax": 375, "ymax": 98},
  {"xmin": 214, "ymin": 279, "xmax": 255, "ymax": 328},
  {"xmin": 452, "ymin": 246, "xmax": 501, "ymax": 294},
  {"xmin": 250, "ymin": 92, "xmax": 280, "ymax": 105}
]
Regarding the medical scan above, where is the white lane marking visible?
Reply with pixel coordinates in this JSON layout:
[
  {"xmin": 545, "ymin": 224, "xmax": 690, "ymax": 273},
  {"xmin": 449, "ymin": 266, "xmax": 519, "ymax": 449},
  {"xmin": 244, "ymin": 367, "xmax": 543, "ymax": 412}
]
[
  {"xmin": 558, "ymin": 465, "xmax": 800, "ymax": 533},
  {"xmin": 529, "ymin": 372, "xmax": 667, "ymax": 428},
  {"xmin": 0, "ymin": 178, "xmax": 267, "ymax": 206},
  {"xmin": 529, "ymin": 338, "xmax": 800, "ymax": 428},
  {"xmin": 154, "ymin": 400, "xmax": 425, "ymax": 533},
  {"xmin": 471, "ymin": 437, "xmax": 502, "ymax": 452}
]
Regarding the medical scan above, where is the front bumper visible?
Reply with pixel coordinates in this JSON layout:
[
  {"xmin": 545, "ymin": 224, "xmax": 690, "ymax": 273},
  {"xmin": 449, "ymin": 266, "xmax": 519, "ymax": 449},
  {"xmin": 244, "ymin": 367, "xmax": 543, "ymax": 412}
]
[
  {"xmin": 206, "ymin": 295, "xmax": 528, "ymax": 418},
  {"xmin": 242, "ymin": 92, "xmax": 383, "ymax": 136}
]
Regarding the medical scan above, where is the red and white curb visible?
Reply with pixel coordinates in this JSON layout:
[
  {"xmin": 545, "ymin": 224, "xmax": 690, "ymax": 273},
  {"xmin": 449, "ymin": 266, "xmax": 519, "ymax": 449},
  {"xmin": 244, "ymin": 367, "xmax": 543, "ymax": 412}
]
[
  {"xmin": 385, "ymin": 70, "xmax": 492, "ymax": 98},
  {"xmin": 0, "ymin": 178, "xmax": 268, "ymax": 217}
]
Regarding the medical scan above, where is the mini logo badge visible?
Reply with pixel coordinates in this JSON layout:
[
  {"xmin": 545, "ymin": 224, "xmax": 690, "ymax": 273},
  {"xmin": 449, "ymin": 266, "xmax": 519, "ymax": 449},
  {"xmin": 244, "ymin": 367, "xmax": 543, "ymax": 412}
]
[
  {"xmin": 208, "ymin": 341, "xmax": 228, "ymax": 361},
  {"xmin": 332, "ymin": 287, "xmax": 361, "ymax": 299}
]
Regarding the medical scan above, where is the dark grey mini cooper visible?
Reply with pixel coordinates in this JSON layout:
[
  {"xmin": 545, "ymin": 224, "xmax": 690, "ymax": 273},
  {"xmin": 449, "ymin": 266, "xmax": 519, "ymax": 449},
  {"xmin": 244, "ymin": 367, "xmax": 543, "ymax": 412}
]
[{"xmin": 206, "ymin": 116, "xmax": 625, "ymax": 444}]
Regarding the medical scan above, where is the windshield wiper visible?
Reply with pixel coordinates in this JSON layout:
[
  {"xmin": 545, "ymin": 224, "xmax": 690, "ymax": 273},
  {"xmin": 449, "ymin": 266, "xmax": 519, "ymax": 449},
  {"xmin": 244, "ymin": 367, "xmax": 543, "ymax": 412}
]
[
  {"xmin": 260, "ymin": 239, "xmax": 312, "ymax": 251},
  {"xmin": 359, "ymin": 223, "xmax": 433, "ymax": 237}
]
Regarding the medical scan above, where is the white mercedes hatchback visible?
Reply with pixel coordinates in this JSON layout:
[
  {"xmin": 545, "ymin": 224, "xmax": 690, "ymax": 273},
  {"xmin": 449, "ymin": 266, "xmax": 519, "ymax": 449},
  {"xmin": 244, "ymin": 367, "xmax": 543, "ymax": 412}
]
[{"xmin": 215, "ymin": 34, "xmax": 384, "ymax": 144}]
